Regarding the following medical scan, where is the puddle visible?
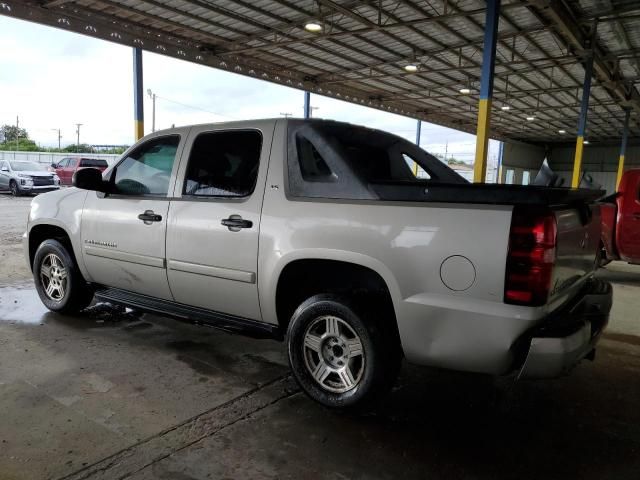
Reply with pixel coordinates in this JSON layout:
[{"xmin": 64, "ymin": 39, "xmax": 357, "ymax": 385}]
[
  {"xmin": 0, "ymin": 283, "xmax": 141, "ymax": 325},
  {"xmin": 0, "ymin": 283, "xmax": 51, "ymax": 324}
]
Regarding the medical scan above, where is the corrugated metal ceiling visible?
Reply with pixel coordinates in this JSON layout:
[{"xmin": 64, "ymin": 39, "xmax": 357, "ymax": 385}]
[{"xmin": 3, "ymin": 0, "xmax": 640, "ymax": 144}]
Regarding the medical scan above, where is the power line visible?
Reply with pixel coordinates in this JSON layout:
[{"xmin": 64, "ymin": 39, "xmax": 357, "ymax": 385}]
[{"xmin": 154, "ymin": 94, "xmax": 235, "ymax": 120}]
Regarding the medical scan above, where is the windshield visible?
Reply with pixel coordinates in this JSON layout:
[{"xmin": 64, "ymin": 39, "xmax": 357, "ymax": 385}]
[{"xmin": 10, "ymin": 161, "xmax": 46, "ymax": 172}]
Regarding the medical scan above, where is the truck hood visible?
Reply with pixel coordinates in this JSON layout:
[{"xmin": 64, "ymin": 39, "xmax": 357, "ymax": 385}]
[{"xmin": 15, "ymin": 171, "xmax": 55, "ymax": 177}]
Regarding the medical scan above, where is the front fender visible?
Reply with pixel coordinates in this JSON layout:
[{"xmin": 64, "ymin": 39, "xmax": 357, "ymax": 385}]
[{"xmin": 27, "ymin": 188, "xmax": 89, "ymax": 279}]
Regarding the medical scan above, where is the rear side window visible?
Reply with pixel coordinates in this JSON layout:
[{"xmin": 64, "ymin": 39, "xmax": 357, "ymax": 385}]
[
  {"xmin": 297, "ymin": 136, "xmax": 334, "ymax": 182},
  {"xmin": 80, "ymin": 158, "xmax": 108, "ymax": 168},
  {"xmin": 286, "ymin": 121, "xmax": 465, "ymax": 200},
  {"xmin": 402, "ymin": 153, "xmax": 431, "ymax": 179},
  {"xmin": 113, "ymin": 135, "xmax": 180, "ymax": 196},
  {"xmin": 183, "ymin": 130, "xmax": 262, "ymax": 197}
]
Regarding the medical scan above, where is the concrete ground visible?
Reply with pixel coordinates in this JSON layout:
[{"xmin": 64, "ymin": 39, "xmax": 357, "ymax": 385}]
[{"xmin": 1, "ymin": 194, "xmax": 639, "ymax": 480}]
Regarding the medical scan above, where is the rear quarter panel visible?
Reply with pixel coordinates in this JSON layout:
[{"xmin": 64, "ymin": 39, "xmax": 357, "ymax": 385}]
[
  {"xmin": 617, "ymin": 170, "xmax": 640, "ymax": 263},
  {"xmin": 258, "ymin": 120, "xmax": 514, "ymax": 326}
]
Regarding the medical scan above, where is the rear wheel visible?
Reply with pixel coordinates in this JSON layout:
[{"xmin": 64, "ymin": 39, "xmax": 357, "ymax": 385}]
[
  {"xmin": 9, "ymin": 180, "xmax": 20, "ymax": 196},
  {"xmin": 286, "ymin": 294, "xmax": 400, "ymax": 410},
  {"xmin": 33, "ymin": 239, "xmax": 94, "ymax": 313}
]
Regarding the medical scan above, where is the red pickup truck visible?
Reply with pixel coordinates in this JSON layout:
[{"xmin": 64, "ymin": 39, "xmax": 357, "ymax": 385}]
[
  {"xmin": 50, "ymin": 157, "xmax": 109, "ymax": 185},
  {"xmin": 600, "ymin": 169, "xmax": 640, "ymax": 265}
]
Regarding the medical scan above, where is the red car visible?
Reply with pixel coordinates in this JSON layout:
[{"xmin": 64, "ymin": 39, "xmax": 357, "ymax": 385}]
[
  {"xmin": 50, "ymin": 157, "xmax": 108, "ymax": 185},
  {"xmin": 600, "ymin": 169, "xmax": 640, "ymax": 265}
]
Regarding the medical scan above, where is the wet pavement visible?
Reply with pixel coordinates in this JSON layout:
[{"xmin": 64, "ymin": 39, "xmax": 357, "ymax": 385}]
[{"xmin": 0, "ymin": 265, "xmax": 639, "ymax": 479}]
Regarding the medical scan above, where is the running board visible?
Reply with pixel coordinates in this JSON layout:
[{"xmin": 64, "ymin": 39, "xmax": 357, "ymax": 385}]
[{"xmin": 94, "ymin": 287, "xmax": 281, "ymax": 340}]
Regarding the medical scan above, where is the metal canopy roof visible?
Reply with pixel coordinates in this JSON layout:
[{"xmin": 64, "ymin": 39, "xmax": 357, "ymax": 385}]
[{"xmin": 4, "ymin": 0, "xmax": 640, "ymax": 144}]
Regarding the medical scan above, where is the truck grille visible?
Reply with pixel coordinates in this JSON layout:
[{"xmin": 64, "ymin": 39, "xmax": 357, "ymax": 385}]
[{"xmin": 31, "ymin": 176, "xmax": 54, "ymax": 186}]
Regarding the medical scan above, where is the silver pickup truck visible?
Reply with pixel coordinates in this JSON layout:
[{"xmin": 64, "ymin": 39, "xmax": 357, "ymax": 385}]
[{"xmin": 24, "ymin": 118, "xmax": 612, "ymax": 409}]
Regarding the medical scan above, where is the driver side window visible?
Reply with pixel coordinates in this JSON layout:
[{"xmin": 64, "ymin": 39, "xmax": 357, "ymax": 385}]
[{"xmin": 113, "ymin": 135, "xmax": 180, "ymax": 196}]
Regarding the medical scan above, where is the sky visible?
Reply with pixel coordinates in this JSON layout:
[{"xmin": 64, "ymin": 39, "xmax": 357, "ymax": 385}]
[{"xmin": 0, "ymin": 16, "xmax": 499, "ymax": 167}]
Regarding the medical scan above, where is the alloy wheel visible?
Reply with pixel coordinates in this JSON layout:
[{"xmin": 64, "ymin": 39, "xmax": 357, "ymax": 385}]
[
  {"xmin": 302, "ymin": 315, "xmax": 365, "ymax": 393},
  {"xmin": 39, "ymin": 253, "xmax": 67, "ymax": 301}
]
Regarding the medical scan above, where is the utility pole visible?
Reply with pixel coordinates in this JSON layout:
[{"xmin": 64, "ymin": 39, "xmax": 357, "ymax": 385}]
[
  {"xmin": 279, "ymin": 112, "xmax": 292, "ymax": 118},
  {"xmin": 51, "ymin": 128, "xmax": 62, "ymax": 149},
  {"xmin": 147, "ymin": 89, "xmax": 156, "ymax": 132},
  {"xmin": 15, "ymin": 115, "xmax": 19, "ymax": 151},
  {"xmin": 75, "ymin": 123, "xmax": 83, "ymax": 153}
]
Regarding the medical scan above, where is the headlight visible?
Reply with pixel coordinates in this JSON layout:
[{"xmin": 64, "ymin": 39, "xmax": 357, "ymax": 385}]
[{"xmin": 17, "ymin": 173, "xmax": 30, "ymax": 178}]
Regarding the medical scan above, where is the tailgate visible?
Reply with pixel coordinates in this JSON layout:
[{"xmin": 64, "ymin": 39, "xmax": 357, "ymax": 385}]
[{"xmin": 549, "ymin": 204, "xmax": 601, "ymax": 300}]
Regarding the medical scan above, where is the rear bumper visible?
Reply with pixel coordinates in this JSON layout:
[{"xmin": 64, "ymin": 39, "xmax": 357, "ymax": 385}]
[{"xmin": 518, "ymin": 278, "xmax": 612, "ymax": 378}]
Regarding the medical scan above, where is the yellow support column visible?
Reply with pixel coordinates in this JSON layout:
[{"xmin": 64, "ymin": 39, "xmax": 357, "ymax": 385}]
[
  {"xmin": 473, "ymin": 0, "xmax": 500, "ymax": 183},
  {"xmin": 616, "ymin": 109, "xmax": 631, "ymax": 190},
  {"xmin": 474, "ymin": 98, "xmax": 492, "ymax": 182},
  {"xmin": 571, "ymin": 54, "xmax": 594, "ymax": 188},
  {"xmin": 572, "ymin": 136, "xmax": 585, "ymax": 188}
]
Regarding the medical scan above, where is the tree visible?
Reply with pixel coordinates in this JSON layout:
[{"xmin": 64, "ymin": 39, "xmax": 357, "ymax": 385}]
[
  {"xmin": 0, "ymin": 138, "xmax": 39, "ymax": 151},
  {"xmin": 62, "ymin": 143, "xmax": 95, "ymax": 153},
  {"xmin": 0, "ymin": 124, "xmax": 29, "ymax": 143}
]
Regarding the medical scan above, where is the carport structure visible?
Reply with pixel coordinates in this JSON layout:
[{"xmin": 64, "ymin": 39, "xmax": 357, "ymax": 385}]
[{"xmin": 3, "ymin": 0, "xmax": 640, "ymax": 191}]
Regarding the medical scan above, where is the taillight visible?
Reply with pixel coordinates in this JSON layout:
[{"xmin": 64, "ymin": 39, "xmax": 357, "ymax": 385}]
[{"xmin": 504, "ymin": 207, "xmax": 557, "ymax": 306}]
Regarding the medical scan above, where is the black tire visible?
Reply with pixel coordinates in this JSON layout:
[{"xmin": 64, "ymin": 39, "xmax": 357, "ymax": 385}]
[
  {"xmin": 33, "ymin": 239, "xmax": 94, "ymax": 313},
  {"xmin": 286, "ymin": 294, "xmax": 401, "ymax": 410},
  {"xmin": 9, "ymin": 179, "xmax": 20, "ymax": 196}
]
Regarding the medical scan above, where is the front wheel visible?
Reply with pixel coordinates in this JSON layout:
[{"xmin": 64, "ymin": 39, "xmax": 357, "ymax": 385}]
[
  {"xmin": 286, "ymin": 294, "xmax": 400, "ymax": 410},
  {"xmin": 9, "ymin": 180, "xmax": 20, "ymax": 196},
  {"xmin": 33, "ymin": 239, "xmax": 94, "ymax": 313}
]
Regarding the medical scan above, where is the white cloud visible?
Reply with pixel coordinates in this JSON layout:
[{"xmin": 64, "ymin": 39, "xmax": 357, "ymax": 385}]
[{"xmin": 0, "ymin": 15, "xmax": 499, "ymax": 168}]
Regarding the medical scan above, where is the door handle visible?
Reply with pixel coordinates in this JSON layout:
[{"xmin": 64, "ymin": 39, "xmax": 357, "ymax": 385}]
[
  {"xmin": 138, "ymin": 210, "xmax": 162, "ymax": 223},
  {"xmin": 221, "ymin": 216, "xmax": 253, "ymax": 230}
]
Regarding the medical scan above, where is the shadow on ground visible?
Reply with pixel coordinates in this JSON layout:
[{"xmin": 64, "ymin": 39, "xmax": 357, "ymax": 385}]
[{"xmin": 1, "ymin": 280, "xmax": 639, "ymax": 479}]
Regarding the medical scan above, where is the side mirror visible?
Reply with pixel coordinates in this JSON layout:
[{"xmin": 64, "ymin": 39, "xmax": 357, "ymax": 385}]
[
  {"xmin": 73, "ymin": 168, "xmax": 107, "ymax": 192},
  {"xmin": 51, "ymin": 163, "xmax": 58, "ymax": 168},
  {"xmin": 1, "ymin": 167, "xmax": 8, "ymax": 172}
]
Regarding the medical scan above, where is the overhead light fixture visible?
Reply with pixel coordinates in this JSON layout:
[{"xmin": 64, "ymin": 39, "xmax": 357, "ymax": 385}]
[
  {"xmin": 304, "ymin": 20, "xmax": 323, "ymax": 32},
  {"xmin": 501, "ymin": 105, "xmax": 510, "ymax": 111},
  {"xmin": 583, "ymin": 140, "xmax": 590, "ymax": 145},
  {"xmin": 404, "ymin": 63, "xmax": 418, "ymax": 73},
  {"xmin": 558, "ymin": 129, "xmax": 566, "ymax": 134},
  {"xmin": 459, "ymin": 87, "xmax": 471, "ymax": 94},
  {"xmin": 526, "ymin": 115, "xmax": 535, "ymax": 121}
]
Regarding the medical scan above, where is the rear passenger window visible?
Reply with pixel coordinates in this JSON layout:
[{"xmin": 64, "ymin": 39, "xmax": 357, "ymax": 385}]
[
  {"xmin": 113, "ymin": 135, "xmax": 180, "ymax": 196},
  {"xmin": 402, "ymin": 153, "xmax": 431, "ymax": 179},
  {"xmin": 297, "ymin": 136, "xmax": 334, "ymax": 182},
  {"xmin": 183, "ymin": 130, "xmax": 262, "ymax": 197},
  {"xmin": 80, "ymin": 158, "xmax": 108, "ymax": 168}
]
